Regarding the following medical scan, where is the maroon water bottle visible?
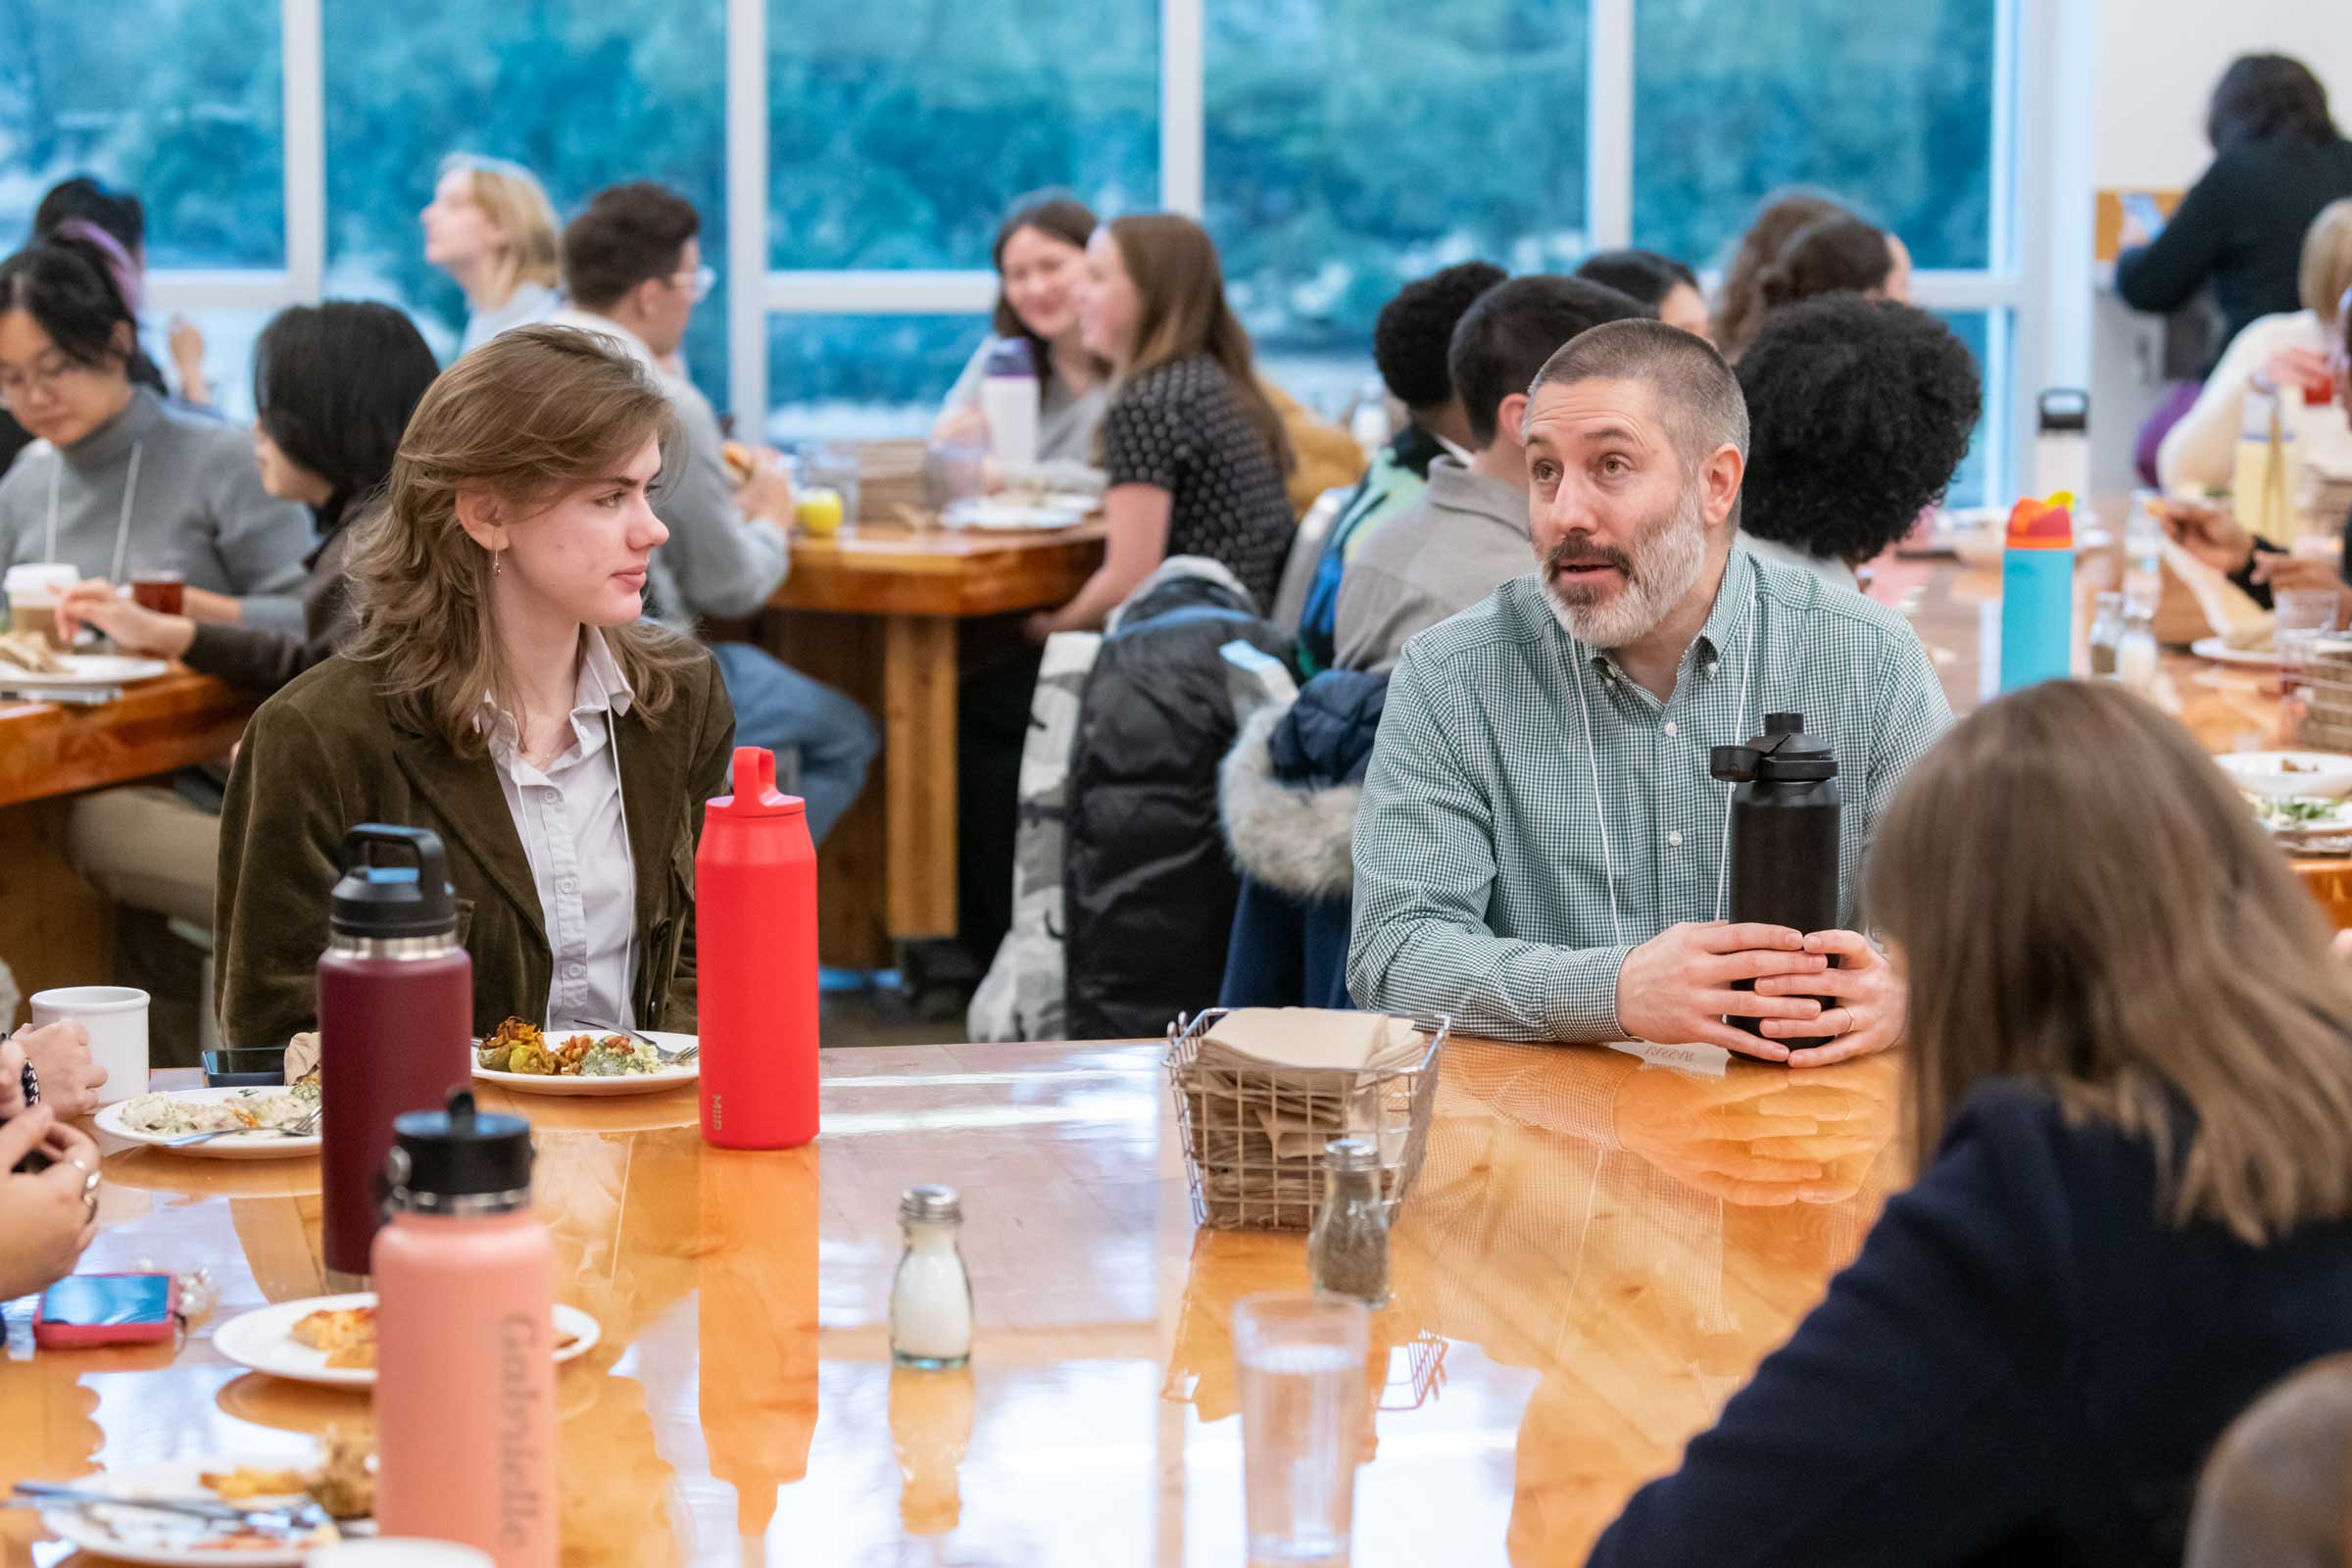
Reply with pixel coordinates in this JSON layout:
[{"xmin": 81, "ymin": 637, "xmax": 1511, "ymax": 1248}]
[
  {"xmin": 698, "ymin": 747, "xmax": 819, "ymax": 1150},
  {"xmin": 318, "ymin": 825, "xmax": 473, "ymax": 1286}
]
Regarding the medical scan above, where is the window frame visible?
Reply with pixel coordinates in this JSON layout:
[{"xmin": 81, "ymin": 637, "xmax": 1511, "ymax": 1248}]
[{"xmin": 153, "ymin": 0, "xmax": 2076, "ymax": 504}]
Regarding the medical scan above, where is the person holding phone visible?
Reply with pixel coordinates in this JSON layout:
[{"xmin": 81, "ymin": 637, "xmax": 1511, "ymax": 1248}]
[{"xmin": 0, "ymin": 1038, "xmax": 103, "ymax": 1301}]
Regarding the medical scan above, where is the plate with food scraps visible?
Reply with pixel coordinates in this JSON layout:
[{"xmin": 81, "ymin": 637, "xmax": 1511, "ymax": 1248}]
[
  {"xmin": 29, "ymin": 1455, "xmax": 353, "ymax": 1566},
  {"xmin": 2217, "ymin": 751, "xmax": 2352, "ymax": 800},
  {"xmin": 216, "ymin": 1293, "xmax": 600, "ymax": 1390},
  {"xmin": 0, "ymin": 650, "xmax": 172, "ymax": 685},
  {"xmin": 939, "ymin": 496, "xmax": 1094, "ymax": 532},
  {"xmin": 2251, "ymin": 793, "xmax": 2352, "ymax": 836},
  {"xmin": 470, "ymin": 1017, "xmax": 698, "ymax": 1096},
  {"xmin": 97, "ymin": 1085, "xmax": 323, "ymax": 1159},
  {"xmin": 2191, "ymin": 635, "xmax": 2278, "ymax": 669}
]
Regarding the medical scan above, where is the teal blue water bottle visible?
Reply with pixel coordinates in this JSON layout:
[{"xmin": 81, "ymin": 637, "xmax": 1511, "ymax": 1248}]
[{"xmin": 1998, "ymin": 495, "xmax": 2075, "ymax": 691}]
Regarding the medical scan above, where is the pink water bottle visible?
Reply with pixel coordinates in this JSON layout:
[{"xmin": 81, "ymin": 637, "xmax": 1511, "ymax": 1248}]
[
  {"xmin": 318, "ymin": 825, "xmax": 473, "ymax": 1286},
  {"xmin": 374, "ymin": 1089, "xmax": 556, "ymax": 1568},
  {"xmin": 698, "ymin": 746, "xmax": 819, "ymax": 1150}
]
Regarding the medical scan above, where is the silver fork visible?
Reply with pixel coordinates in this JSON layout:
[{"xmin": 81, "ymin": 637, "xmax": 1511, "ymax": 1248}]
[
  {"xmin": 166, "ymin": 1106, "xmax": 322, "ymax": 1148},
  {"xmin": 567, "ymin": 1019, "xmax": 698, "ymax": 1065}
]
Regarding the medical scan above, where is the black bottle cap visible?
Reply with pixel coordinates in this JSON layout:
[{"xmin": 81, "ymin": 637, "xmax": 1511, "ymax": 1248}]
[
  {"xmin": 1764, "ymin": 712, "xmax": 1804, "ymax": 735},
  {"xmin": 330, "ymin": 825, "xmax": 459, "ymax": 939},
  {"xmin": 1723, "ymin": 714, "xmax": 1838, "ymax": 782},
  {"xmin": 387, "ymin": 1088, "xmax": 534, "ymax": 1206}
]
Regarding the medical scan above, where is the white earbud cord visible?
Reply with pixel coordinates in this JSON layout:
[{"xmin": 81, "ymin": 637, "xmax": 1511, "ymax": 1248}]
[{"xmin": 1569, "ymin": 575, "xmax": 1762, "ymax": 947}]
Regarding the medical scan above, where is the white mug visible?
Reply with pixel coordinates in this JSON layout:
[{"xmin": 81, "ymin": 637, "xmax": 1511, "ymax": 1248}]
[{"xmin": 28, "ymin": 985, "xmax": 150, "ymax": 1107}]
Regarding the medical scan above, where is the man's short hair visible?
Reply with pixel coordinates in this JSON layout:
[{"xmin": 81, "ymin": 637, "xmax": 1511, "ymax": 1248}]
[
  {"xmin": 563, "ymin": 182, "xmax": 700, "ymax": 312},
  {"xmin": 1737, "ymin": 295, "xmax": 1980, "ymax": 564},
  {"xmin": 1449, "ymin": 275, "xmax": 1651, "ymax": 447},
  {"xmin": 1371, "ymin": 261, "xmax": 1506, "ymax": 413},
  {"xmin": 1525, "ymin": 317, "xmax": 1750, "ymax": 475}
]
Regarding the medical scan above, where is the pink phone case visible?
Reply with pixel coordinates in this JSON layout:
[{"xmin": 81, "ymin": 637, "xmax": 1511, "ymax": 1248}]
[{"xmin": 31, "ymin": 1272, "xmax": 179, "ymax": 1348}]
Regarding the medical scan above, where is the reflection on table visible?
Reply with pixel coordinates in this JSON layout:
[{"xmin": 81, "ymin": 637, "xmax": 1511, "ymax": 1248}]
[{"xmin": 3, "ymin": 1038, "xmax": 1903, "ymax": 1565}]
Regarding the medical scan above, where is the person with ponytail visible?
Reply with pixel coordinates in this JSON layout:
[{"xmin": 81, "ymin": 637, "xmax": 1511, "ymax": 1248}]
[{"xmin": 0, "ymin": 228, "xmax": 312, "ymax": 630}]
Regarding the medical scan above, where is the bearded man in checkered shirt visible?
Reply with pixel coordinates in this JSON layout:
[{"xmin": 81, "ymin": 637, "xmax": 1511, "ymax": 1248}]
[{"xmin": 1348, "ymin": 318, "xmax": 1953, "ymax": 1066}]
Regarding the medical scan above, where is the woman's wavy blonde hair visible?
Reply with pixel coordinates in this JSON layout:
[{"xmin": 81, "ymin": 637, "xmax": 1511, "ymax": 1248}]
[
  {"xmin": 442, "ymin": 153, "xmax": 561, "ymax": 306},
  {"xmin": 343, "ymin": 325, "xmax": 700, "ymax": 756}
]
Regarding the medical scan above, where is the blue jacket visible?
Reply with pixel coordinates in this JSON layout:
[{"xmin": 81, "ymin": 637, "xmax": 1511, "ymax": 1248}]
[
  {"xmin": 1216, "ymin": 669, "xmax": 1389, "ymax": 1009},
  {"xmin": 1590, "ymin": 1080, "xmax": 2352, "ymax": 1567}
]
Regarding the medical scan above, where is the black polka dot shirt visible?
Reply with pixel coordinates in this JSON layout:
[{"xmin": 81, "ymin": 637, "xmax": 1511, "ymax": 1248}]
[{"xmin": 1100, "ymin": 354, "xmax": 1296, "ymax": 611}]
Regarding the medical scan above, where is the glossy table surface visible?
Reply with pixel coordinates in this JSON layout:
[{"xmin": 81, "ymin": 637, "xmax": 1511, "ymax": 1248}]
[
  {"xmin": 2, "ymin": 1038, "xmax": 1904, "ymax": 1565},
  {"xmin": 766, "ymin": 518, "xmax": 1106, "ymax": 618}
]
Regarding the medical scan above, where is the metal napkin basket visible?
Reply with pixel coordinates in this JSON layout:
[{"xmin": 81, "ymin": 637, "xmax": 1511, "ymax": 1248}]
[{"xmin": 1162, "ymin": 1007, "xmax": 1449, "ymax": 1232}]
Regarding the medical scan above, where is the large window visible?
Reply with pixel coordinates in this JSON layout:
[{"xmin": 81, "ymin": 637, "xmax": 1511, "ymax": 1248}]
[
  {"xmin": 321, "ymin": 0, "xmax": 728, "ymax": 401},
  {"xmin": 0, "ymin": 0, "xmax": 283, "ymax": 266},
  {"xmin": 1205, "ymin": 0, "xmax": 1591, "ymax": 415},
  {"xmin": 5, "ymin": 1, "xmax": 2041, "ymax": 495},
  {"xmin": 1631, "ymin": 0, "xmax": 1997, "ymax": 272}
]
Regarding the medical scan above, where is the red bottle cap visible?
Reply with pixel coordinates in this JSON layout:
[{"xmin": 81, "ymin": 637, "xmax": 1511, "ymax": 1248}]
[
  {"xmin": 2005, "ymin": 496, "xmax": 2073, "ymax": 550},
  {"xmin": 708, "ymin": 746, "xmax": 807, "ymax": 819}
]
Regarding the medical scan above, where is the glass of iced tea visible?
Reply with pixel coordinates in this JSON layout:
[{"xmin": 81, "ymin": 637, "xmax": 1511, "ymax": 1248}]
[{"xmin": 130, "ymin": 568, "xmax": 186, "ymax": 615}]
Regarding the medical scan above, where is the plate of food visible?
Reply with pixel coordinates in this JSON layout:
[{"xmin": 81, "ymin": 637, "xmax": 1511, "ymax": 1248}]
[
  {"xmin": 939, "ymin": 495, "xmax": 1093, "ymax": 532},
  {"xmin": 216, "ymin": 1294, "xmax": 600, "ymax": 1390},
  {"xmin": 2216, "ymin": 751, "xmax": 2352, "ymax": 801},
  {"xmin": 28, "ymin": 1440, "xmax": 371, "ymax": 1565},
  {"xmin": 471, "ymin": 1017, "xmax": 698, "ymax": 1097},
  {"xmin": 97, "ymin": 1084, "xmax": 323, "ymax": 1159},
  {"xmin": 2250, "ymin": 794, "xmax": 2352, "ymax": 842},
  {"xmin": 0, "ymin": 632, "xmax": 171, "ymax": 685}
]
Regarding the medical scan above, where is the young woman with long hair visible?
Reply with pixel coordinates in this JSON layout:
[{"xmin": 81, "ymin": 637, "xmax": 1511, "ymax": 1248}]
[
  {"xmin": 216, "ymin": 326, "xmax": 734, "ymax": 1049},
  {"xmin": 55, "ymin": 303, "xmax": 444, "ymax": 943},
  {"xmin": 1590, "ymin": 680, "xmax": 2352, "ymax": 1567},
  {"xmin": 1756, "ymin": 214, "xmax": 1911, "ymax": 313},
  {"xmin": 1711, "ymin": 189, "xmax": 1848, "ymax": 362},
  {"xmin": 422, "ymin": 154, "xmax": 565, "ymax": 353},
  {"xmin": 933, "ymin": 192, "xmax": 1111, "ymax": 466},
  {"xmin": 1034, "ymin": 211, "xmax": 1294, "ymax": 635}
]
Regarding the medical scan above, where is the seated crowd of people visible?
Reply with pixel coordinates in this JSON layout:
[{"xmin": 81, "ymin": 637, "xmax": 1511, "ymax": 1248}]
[{"xmin": 12, "ymin": 51, "xmax": 2352, "ymax": 1562}]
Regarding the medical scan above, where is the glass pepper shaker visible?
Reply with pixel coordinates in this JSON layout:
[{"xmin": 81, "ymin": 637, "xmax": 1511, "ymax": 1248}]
[
  {"xmin": 1307, "ymin": 1137, "xmax": 1391, "ymax": 1307},
  {"xmin": 890, "ymin": 1184, "xmax": 974, "ymax": 1369},
  {"xmin": 2087, "ymin": 591, "xmax": 2125, "ymax": 679}
]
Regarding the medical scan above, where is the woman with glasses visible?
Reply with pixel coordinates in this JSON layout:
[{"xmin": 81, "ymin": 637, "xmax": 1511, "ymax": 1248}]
[
  {"xmin": 422, "ymin": 154, "xmax": 565, "ymax": 355},
  {"xmin": 0, "ymin": 228, "xmax": 312, "ymax": 629}
]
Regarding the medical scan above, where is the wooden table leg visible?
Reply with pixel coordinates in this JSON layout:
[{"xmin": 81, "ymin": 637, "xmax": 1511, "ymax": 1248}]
[{"xmin": 883, "ymin": 614, "xmax": 959, "ymax": 941}]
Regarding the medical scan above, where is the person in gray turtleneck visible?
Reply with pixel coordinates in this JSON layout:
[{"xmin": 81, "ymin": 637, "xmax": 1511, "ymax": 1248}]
[{"xmin": 0, "ymin": 229, "xmax": 311, "ymax": 634}]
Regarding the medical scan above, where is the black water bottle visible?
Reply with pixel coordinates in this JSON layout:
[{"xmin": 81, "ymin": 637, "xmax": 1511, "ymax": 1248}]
[{"xmin": 1709, "ymin": 713, "xmax": 1839, "ymax": 1050}]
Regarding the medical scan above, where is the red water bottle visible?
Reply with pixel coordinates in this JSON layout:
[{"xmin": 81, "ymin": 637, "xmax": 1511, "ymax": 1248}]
[
  {"xmin": 318, "ymin": 825, "xmax": 473, "ymax": 1286},
  {"xmin": 698, "ymin": 746, "xmax": 818, "ymax": 1149}
]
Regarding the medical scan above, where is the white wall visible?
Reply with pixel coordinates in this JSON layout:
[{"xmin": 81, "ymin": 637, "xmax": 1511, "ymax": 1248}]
[{"xmin": 2094, "ymin": 0, "xmax": 2352, "ymax": 189}]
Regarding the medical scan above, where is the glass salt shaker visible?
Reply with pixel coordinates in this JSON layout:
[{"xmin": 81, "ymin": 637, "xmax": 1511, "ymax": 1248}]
[
  {"xmin": 890, "ymin": 1185, "xmax": 974, "ymax": 1369},
  {"xmin": 1307, "ymin": 1137, "xmax": 1391, "ymax": 1307},
  {"xmin": 2117, "ymin": 608, "xmax": 2160, "ymax": 693},
  {"xmin": 2086, "ymin": 591, "xmax": 2125, "ymax": 679}
]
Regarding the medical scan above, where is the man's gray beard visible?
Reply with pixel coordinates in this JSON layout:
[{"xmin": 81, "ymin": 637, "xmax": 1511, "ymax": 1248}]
[{"xmin": 1542, "ymin": 485, "xmax": 1709, "ymax": 649}]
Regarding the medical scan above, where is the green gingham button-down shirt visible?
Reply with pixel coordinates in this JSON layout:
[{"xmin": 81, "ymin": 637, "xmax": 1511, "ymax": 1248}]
[{"xmin": 1347, "ymin": 545, "xmax": 1953, "ymax": 1043}]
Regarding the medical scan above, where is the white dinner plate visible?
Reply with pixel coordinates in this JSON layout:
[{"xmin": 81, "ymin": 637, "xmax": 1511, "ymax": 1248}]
[
  {"xmin": 0, "ymin": 652, "xmax": 171, "ymax": 686},
  {"xmin": 215, "ymin": 1293, "xmax": 600, "ymax": 1390},
  {"xmin": 96, "ymin": 1087, "xmax": 322, "ymax": 1160},
  {"xmin": 940, "ymin": 497, "xmax": 1092, "ymax": 532},
  {"xmin": 2216, "ymin": 750, "xmax": 2352, "ymax": 801},
  {"xmin": 472, "ymin": 1025, "xmax": 699, "ymax": 1096},
  {"xmin": 33, "ymin": 1455, "xmax": 343, "ymax": 1565},
  {"xmin": 2191, "ymin": 636, "xmax": 2278, "ymax": 669}
]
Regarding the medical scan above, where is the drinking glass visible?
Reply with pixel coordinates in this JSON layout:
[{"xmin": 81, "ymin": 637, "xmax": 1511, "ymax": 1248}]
[
  {"xmin": 2276, "ymin": 588, "xmax": 2339, "ymax": 698},
  {"xmin": 1234, "ymin": 1292, "xmax": 1369, "ymax": 1567}
]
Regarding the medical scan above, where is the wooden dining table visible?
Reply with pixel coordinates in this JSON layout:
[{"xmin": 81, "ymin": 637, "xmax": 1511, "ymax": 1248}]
[
  {"xmin": 1, "ymin": 1034, "xmax": 1902, "ymax": 1565},
  {"xmin": 761, "ymin": 520, "xmax": 1105, "ymax": 968},
  {"xmin": 0, "ymin": 667, "xmax": 255, "ymax": 1016}
]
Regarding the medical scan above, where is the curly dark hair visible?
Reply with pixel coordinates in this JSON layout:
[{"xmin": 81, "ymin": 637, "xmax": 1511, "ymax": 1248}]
[
  {"xmin": 2209, "ymin": 55, "xmax": 2336, "ymax": 152},
  {"xmin": 1372, "ymin": 260, "xmax": 1506, "ymax": 411},
  {"xmin": 1737, "ymin": 295, "xmax": 1981, "ymax": 566}
]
